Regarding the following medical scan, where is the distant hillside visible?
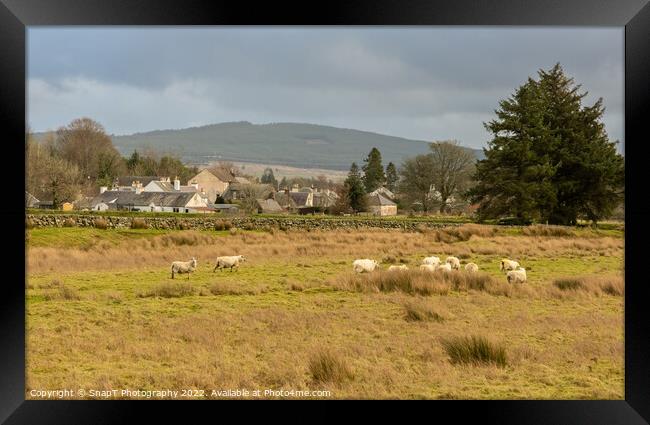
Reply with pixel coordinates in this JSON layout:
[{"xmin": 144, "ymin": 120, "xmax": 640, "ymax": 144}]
[
  {"xmin": 109, "ymin": 122, "xmax": 484, "ymax": 170},
  {"xmin": 34, "ymin": 122, "xmax": 484, "ymax": 170}
]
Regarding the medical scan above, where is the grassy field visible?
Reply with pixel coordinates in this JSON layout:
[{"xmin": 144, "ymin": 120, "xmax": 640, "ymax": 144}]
[{"xmin": 25, "ymin": 224, "xmax": 624, "ymax": 399}]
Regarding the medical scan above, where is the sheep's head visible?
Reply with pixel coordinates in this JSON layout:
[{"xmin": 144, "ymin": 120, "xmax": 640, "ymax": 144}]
[
  {"xmin": 239, "ymin": 255, "xmax": 246, "ymax": 262},
  {"xmin": 191, "ymin": 257, "xmax": 197, "ymax": 266}
]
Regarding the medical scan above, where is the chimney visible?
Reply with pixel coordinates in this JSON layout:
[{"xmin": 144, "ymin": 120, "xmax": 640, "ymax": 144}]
[
  {"xmin": 191, "ymin": 180, "xmax": 199, "ymax": 190},
  {"xmin": 174, "ymin": 176, "xmax": 180, "ymax": 191},
  {"xmin": 135, "ymin": 181, "xmax": 143, "ymax": 195},
  {"xmin": 99, "ymin": 186, "xmax": 107, "ymax": 194},
  {"xmin": 291, "ymin": 184, "xmax": 299, "ymax": 192}
]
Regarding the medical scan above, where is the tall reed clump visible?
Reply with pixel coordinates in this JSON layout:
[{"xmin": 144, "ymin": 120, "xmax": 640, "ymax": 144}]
[
  {"xmin": 441, "ymin": 335, "xmax": 507, "ymax": 367},
  {"xmin": 131, "ymin": 218, "xmax": 148, "ymax": 229},
  {"xmin": 333, "ymin": 269, "xmax": 505, "ymax": 297},
  {"xmin": 553, "ymin": 275, "xmax": 624, "ymax": 296},
  {"xmin": 308, "ymin": 348, "xmax": 354, "ymax": 385}
]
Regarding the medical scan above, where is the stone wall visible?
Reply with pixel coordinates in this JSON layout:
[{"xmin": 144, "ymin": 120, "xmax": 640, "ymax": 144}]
[{"xmin": 25, "ymin": 213, "xmax": 463, "ymax": 232}]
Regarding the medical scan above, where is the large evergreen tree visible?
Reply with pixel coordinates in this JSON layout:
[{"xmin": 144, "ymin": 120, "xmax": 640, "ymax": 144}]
[
  {"xmin": 344, "ymin": 162, "xmax": 368, "ymax": 212},
  {"xmin": 468, "ymin": 63, "xmax": 624, "ymax": 225},
  {"xmin": 385, "ymin": 162, "xmax": 398, "ymax": 192},
  {"xmin": 362, "ymin": 147, "xmax": 385, "ymax": 193}
]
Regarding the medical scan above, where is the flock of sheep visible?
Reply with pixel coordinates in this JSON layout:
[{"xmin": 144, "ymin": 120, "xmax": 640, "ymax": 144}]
[
  {"xmin": 170, "ymin": 255, "xmax": 246, "ymax": 279},
  {"xmin": 169, "ymin": 254, "xmax": 526, "ymax": 284},
  {"xmin": 352, "ymin": 257, "xmax": 527, "ymax": 284}
]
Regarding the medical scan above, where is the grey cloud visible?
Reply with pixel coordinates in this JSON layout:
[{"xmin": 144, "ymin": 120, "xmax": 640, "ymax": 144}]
[{"xmin": 27, "ymin": 27, "xmax": 623, "ymax": 149}]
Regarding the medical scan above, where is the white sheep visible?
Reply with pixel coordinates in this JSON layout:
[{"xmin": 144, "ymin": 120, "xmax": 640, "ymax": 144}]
[
  {"xmin": 388, "ymin": 264, "xmax": 409, "ymax": 271},
  {"xmin": 171, "ymin": 257, "xmax": 197, "ymax": 279},
  {"xmin": 422, "ymin": 256, "xmax": 441, "ymax": 267},
  {"xmin": 500, "ymin": 258, "xmax": 520, "ymax": 272},
  {"xmin": 213, "ymin": 255, "xmax": 246, "ymax": 272},
  {"xmin": 437, "ymin": 263, "xmax": 453, "ymax": 272},
  {"xmin": 445, "ymin": 256, "xmax": 461, "ymax": 270},
  {"xmin": 419, "ymin": 264, "xmax": 437, "ymax": 272},
  {"xmin": 353, "ymin": 259, "xmax": 379, "ymax": 273},
  {"xmin": 465, "ymin": 262, "xmax": 479, "ymax": 273},
  {"xmin": 506, "ymin": 267, "xmax": 527, "ymax": 284}
]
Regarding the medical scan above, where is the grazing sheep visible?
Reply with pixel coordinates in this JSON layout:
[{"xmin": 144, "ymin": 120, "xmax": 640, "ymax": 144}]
[
  {"xmin": 507, "ymin": 267, "xmax": 527, "ymax": 284},
  {"xmin": 353, "ymin": 259, "xmax": 379, "ymax": 273},
  {"xmin": 388, "ymin": 264, "xmax": 409, "ymax": 271},
  {"xmin": 445, "ymin": 256, "xmax": 461, "ymax": 270},
  {"xmin": 437, "ymin": 263, "xmax": 453, "ymax": 272},
  {"xmin": 422, "ymin": 256, "xmax": 441, "ymax": 267},
  {"xmin": 465, "ymin": 262, "xmax": 479, "ymax": 273},
  {"xmin": 419, "ymin": 264, "xmax": 437, "ymax": 272},
  {"xmin": 500, "ymin": 258, "xmax": 520, "ymax": 272},
  {"xmin": 171, "ymin": 257, "xmax": 197, "ymax": 280},
  {"xmin": 213, "ymin": 255, "xmax": 246, "ymax": 272}
]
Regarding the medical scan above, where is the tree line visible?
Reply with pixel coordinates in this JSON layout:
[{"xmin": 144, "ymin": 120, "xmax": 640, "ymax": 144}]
[
  {"xmin": 26, "ymin": 117, "xmax": 198, "ymax": 208},
  {"xmin": 335, "ymin": 64, "xmax": 624, "ymax": 225}
]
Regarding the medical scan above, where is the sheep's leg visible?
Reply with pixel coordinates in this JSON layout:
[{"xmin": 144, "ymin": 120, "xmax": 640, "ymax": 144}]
[{"xmin": 213, "ymin": 264, "xmax": 218, "ymax": 273}]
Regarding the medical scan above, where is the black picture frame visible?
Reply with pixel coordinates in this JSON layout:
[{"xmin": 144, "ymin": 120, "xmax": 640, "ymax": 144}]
[{"xmin": 2, "ymin": 0, "xmax": 649, "ymax": 423}]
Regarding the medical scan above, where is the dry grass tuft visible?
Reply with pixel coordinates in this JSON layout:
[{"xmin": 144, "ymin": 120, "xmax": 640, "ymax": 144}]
[
  {"xmin": 522, "ymin": 224, "xmax": 576, "ymax": 237},
  {"xmin": 93, "ymin": 218, "xmax": 108, "ymax": 229},
  {"xmin": 441, "ymin": 335, "xmax": 507, "ymax": 367},
  {"xmin": 403, "ymin": 299, "xmax": 444, "ymax": 322},
  {"xmin": 63, "ymin": 218, "xmax": 76, "ymax": 228},
  {"xmin": 138, "ymin": 282, "xmax": 194, "ymax": 298},
  {"xmin": 308, "ymin": 348, "xmax": 354, "ymax": 385},
  {"xmin": 553, "ymin": 275, "xmax": 624, "ymax": 296},
  {"xmin": 209, "ymin": 282, "xmax": 268, "ymax": 296},
  {"xmin": 332, "ymin": 269, "xmax": 505, "ymax": 297},
  {"xmin": 25, "ymin": 218, "xmax": 35, "ymax": 229},
  {"xmin": 431, "ymin": 224, "xmax": 498, "ymax": 243},
  {"xmin": 131, "ymin": 218, "xmax": 148, "ymax": 229},
  {"xmin": 43, "ymin": 285, "xmax": 81, "ymax": 301}
]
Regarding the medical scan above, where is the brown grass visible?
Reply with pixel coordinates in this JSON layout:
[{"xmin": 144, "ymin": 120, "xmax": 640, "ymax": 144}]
[
  {"xmin": 522, "ymin": 224, "xmax": 576, "ymax": 237},
  {"xmin": 553, "ymin": 275, "xmax": 624, "ymax": 296},
  {"xmin": 43, "ymin": 285, "xmax": 81, "ymax": 301},
  {"xmin": 63, "ymin": 218, "xmax": 76, "ymax": 228},
  {"xmin": 333, "ymin": 269, "xmax": 508, "ymax": 297},
  {"xmin": 403, "ymin": 299, "xmax": 444, "ymax": 322},
  {"xmin": 441, "ymin": 335, "xmax": 508, "ymax": 367},
  {"xmin": 26, "ymin": 227, "xmax": 623, "ymax": 275},
  {"xmin": 308, "ymin": 348, "xmax": 354, "ymax": 385},
  {"xmin": 137, "ymin": 282, "xmax": 194, "ymax": 298},
  {"xmin": 209, "ymin": 282, "xmax": 268, "ymax": 296},
  {"xmin": 430, "ymin": 224, "xmax": 499, "ymax": 243}
]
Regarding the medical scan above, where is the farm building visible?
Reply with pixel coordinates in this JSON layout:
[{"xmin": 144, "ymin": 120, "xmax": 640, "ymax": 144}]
[
  {"xmin": 367, "ymin": 193, "xmax": 397, "ymax": 216},
  {"xmin": 222, "ymin": 182, "xmax": 275, "ymax": 202},
  {"xmin": 112, "ymin": 176, "xmax": 158, "ymax": 191},
  {"xmin": 188, "ymin": 168, "xmax": 237, "ymax": 203},
  {"xmin": 369, "ymin": 186, "xmax": 396, "ymax": 201},
  {"xmin": 256, "ymin": 198, "xmax": 284, "ymax": 214},
  {"xmin": 89, "ymin": 190, "xmax": 209, "ymax": 213},
  {"xmin": 274, "ymin": 189, "xmax": 313, "ymax": 212},
  {"xmin": 25, "ymin": 191, "xmax": 39, "ymax": 208}
]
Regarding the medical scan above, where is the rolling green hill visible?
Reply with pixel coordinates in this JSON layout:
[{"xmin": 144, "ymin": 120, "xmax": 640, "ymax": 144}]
[{"xmin": 110, "ymin": 122, "xmax": 484, "ymax": 170}]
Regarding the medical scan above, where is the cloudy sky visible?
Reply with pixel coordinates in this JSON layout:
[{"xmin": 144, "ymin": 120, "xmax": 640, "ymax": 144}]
[{"xmin": 27, "ymin": 27, "xmax": 624, "ymax": 150}]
